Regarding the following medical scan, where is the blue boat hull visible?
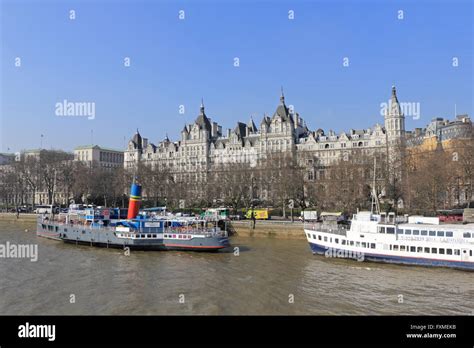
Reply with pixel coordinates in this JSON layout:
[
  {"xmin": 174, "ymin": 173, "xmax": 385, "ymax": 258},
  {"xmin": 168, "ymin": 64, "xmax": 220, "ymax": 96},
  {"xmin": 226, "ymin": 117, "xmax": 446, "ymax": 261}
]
[{"xmin": 308, "ymin": 242, "xmax": 474, "ymax": 271}]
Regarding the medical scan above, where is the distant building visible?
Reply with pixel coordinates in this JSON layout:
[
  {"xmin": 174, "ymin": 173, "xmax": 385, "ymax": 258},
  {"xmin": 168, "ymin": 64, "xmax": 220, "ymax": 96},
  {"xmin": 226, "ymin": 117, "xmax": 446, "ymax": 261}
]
[
  {"xmin": 0, "ymin": 153, "xmax": 15, "ymax": 165},
  {"xmin": 406, "ymin": 114, "xmax": 472, "ymax": 151},
  {"xmin": 74, "ymin": 145, "xmax": 124, "ymax": 169},
  {"xmin": 124, "ymin": 87, "xmax": 405, "ymax": 182},
  {"xmin": 123, "ymin": 86, "xmax": 473, "ymax": 207}
]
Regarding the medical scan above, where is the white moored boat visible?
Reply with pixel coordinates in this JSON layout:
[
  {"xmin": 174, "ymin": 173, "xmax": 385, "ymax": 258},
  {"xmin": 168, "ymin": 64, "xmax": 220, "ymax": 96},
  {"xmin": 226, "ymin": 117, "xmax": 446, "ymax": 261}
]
[{"xmin": 304, "ymin": 211, "xmax": 474, "ymax": 271}]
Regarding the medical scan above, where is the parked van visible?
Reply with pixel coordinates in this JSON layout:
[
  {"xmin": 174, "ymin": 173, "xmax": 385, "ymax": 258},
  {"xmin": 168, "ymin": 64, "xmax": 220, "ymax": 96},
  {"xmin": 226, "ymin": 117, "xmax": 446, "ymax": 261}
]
[{"xmin": 34, "ymin": 205, "xmax": 59, "ymax": 214}]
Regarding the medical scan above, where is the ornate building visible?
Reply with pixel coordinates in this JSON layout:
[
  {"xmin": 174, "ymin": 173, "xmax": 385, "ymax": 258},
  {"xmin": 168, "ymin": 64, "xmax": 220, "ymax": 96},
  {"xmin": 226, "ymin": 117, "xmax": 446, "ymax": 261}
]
[{"xmin": 124, "ymin": 87, "xmax": 471, "ymax": 185}]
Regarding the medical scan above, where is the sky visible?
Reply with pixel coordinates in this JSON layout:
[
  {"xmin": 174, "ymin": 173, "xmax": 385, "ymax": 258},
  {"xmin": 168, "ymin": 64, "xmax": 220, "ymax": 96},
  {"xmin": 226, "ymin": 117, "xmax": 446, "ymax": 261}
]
[{"xmin": 1, "ymin": 0, "xmax": 472, "ymax": 153}]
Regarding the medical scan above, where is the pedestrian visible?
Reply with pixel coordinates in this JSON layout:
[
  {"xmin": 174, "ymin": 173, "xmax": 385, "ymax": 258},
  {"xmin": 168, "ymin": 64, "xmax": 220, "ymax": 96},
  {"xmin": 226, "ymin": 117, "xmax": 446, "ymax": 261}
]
[{"xmin": 251, "ymin": 210, "xmax": 256, "ymax": 230}]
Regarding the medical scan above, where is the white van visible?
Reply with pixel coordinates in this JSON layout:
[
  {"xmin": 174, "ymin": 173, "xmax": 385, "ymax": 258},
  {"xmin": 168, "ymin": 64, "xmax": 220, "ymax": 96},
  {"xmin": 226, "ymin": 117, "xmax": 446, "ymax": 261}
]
[{"xmin": 35, "ymin": 205, "xmax": 59, "ymax": 214}]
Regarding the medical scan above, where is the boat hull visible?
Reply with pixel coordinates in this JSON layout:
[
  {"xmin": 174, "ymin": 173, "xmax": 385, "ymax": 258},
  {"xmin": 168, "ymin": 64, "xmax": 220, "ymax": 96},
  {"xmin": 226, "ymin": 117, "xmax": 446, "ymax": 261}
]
[
  {"xmin": 308, "ymin": 241, "xmax": 474, "ymax": 271},
  {"xmin": 37, "ymin": 222, "xmax": 230, "ymax": 252}
]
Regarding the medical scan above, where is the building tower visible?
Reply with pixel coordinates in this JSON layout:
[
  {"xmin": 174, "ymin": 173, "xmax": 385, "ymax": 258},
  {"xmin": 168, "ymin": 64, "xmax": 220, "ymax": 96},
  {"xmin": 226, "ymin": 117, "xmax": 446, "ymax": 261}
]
[
  {"xmin": 384, "ymin": 86, "xmax": 405, "ymax": 145},
  {"xmin": 384, "ymin": 86, "xmax": 406, "ymax": 207}
]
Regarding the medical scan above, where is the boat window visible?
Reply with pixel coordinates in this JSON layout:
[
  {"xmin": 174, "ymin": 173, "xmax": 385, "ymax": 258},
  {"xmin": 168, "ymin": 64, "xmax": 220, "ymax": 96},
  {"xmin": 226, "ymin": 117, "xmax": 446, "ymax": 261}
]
[
  {"xmin": 417, "ymin": 247, "xmax": 423, "ymax": 253},
  {"xmin": 398, "ymin": 230, "xmax": 403, "ymax": 235},
  {"xmin": 421, "ymin": 230, "xmax": 428, "ymax": 236},
  {"xmin": 152, "ymin": 234, "xmax": 156, "ymax": 238},
  {"xmin": 437, "ymin": 231, "xmax": 444, "ymax": 237},
  {"xmin": 463, "ymin": 232, "xmax": 471, "ymax": 238},
  {"xmin": 447, "ymin": 249, "xmax": 452, "ymax": 255},
  {"xmin": 356, "ymin": 242, "xmax": 361, "ymax": 247},
  {"xmin": 431, "ymin": 248, "xmax": 437, "ymax": 254},
  {"xmin": 362, "ymin": 242, "xmax": 366, "ymax": 248},
  {"xmin": 350, "ymin": 241, "xmax": 354, "ymax": 246},
  {"xmin": 454, "ymin": 249, "xmax": 460, "ymax": 256},
  {"xmin": 324, "ymin": 236, "xmax": 328, "ymax": 242},
  {"xmin": 342, "ymin": 240, "xmax": 346, "ymax": 245},
  {"xmin": 306, "ymin": 233, "xmax": 310, "ymax": 238},
  {"xmin": 470, "ymin": 250, "xmax": 472, "ymax": 257},
  {"xmin": 413, "ymin": 230, "xmax": 419, "ymax": 235},
  {"xmin": 318, "ymin": 235, "xmax": 322, "ymax": 240},
  {"xmin": 389, "ymin": 245, "xmax": 392, "ymax": 250},
  {"xmin": 446, "ymin": 232, "xmax": 453, "ymax": 237},
  {"xmin": 371, "ymin": 243, "xmax": 376, "ymax": 249},
  {"xmin": 424, "ymin": 247, "xmax": 430, "ymax": 253},
  {"xmin": 335, "ymin": 238, "xmax": 339, "ymax": 244},
  {"xmin": 312, "ymin": 234, "xmax": 316, "ymax": 239},
  {"xmin": 393, "ymin": 245, "xmax": 399, "ymax": 251},
  {"xmin": 405, "ymin": 230, "xmax": 411, "ymax": 235},
  {"xmin": 330, "ymin": 238, "xmax": 332, "ymax": 243},
  {"xmin": 429, "ymin": 231, "xmax": 436, "ymax": 236},
  {"xmin": 386, "ymin": 227, "xmax": 395, "ymax": 234},
  {"xmin": 379, "ymin": 227, "xmax": 385, "ymax": 234},
  {"xmin": 147, "ymin": 234, "xmax": 151, "ymax": 238},
  {"xmin": 410, "ymin": 246, "xmax": 416, "ymax": 252},
  {"xmin": 400, "ymin": 245, "xmax": 406, "ymax": 251},
  {"xmin": 439, "ymin": 248, "xmax": 445, "ymax": 254}
]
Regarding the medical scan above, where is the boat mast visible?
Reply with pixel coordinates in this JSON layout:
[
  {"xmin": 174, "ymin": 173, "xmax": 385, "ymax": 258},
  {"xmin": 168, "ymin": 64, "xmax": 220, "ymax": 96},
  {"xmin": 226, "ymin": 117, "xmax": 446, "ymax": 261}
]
[{"xmin": 371, "ymin": 156, "xmax": 380, "ymax": 214}]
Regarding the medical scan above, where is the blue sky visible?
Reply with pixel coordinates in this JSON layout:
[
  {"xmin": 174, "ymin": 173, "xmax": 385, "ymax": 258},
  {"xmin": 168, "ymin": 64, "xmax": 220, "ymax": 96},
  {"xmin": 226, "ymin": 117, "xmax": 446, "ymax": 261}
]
[{"xmin": 1, "ymin": 0, "xmax": 472, "ymax": 152}]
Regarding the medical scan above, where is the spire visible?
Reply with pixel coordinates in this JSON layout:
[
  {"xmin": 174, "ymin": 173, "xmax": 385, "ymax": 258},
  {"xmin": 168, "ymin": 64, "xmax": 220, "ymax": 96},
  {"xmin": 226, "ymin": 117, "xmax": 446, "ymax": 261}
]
[
  {"xmin": 280, "ymin": 86, "xmax": 285, "ymax": 104},
  {"xmin": 388, "ymin": 85, "xmax": 402, "ymax": 118},
  {"xmin": 200, "ymin": 98, "xmax": 205, "ymax": 114}
]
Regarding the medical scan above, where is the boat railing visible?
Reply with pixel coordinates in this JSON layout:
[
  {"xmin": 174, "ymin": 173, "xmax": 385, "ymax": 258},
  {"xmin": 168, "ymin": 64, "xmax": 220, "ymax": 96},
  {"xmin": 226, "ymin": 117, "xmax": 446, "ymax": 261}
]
[{"xmin": 304, "ymin": 222, "xmax": 348, "ymax": 236}]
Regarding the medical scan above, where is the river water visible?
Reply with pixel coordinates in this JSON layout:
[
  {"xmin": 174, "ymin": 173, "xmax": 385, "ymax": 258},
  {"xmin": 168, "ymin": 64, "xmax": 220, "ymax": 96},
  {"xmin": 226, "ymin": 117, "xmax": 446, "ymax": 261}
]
[{"xmin": 0, "ymin": 220, "xmax": 472, "ymax": 315}]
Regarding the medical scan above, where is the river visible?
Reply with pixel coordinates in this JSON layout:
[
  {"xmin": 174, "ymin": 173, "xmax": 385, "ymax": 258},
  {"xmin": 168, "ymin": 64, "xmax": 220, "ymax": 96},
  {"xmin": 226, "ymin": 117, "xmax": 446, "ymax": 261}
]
[{"xmin": 0, "ymin": 220, "xmax": 472, "ymax": 315}]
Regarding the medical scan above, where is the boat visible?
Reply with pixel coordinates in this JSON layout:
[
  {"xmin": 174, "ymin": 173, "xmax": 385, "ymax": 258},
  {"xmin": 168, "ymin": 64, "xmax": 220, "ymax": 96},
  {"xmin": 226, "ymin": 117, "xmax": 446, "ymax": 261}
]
[
  {"xmin": 304, "ymin": 211, "xmax": 474, "ymax": 271},
  {"xmin": 304, "ymin": 156, "xmax": 474, "ymax": 271},
  {"xmin": 36, "ymin": 180, "xmax": 230, "ymax": 252}
]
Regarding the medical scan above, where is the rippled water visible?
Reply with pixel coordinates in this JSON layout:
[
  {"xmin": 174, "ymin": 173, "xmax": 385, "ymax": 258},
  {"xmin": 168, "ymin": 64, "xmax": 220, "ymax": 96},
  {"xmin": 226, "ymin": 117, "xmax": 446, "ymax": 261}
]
[{"xmin": 0, "ymin": 220, "xmax": 473, "ymax": 315}]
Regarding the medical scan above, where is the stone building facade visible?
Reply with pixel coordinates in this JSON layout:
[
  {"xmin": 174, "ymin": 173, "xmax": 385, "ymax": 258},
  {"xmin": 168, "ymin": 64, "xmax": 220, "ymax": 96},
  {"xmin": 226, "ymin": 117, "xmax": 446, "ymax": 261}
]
[
  {"xmin": 125, "ymin": 87, "xmax": 409, "ymax": 181},
  {"xmin": 74, "ymin": 145, "xmax": 124, "ymax": 170},
  {"xmin": 124, "ymin": 86, "xmax": 472, "ymax": 195}
]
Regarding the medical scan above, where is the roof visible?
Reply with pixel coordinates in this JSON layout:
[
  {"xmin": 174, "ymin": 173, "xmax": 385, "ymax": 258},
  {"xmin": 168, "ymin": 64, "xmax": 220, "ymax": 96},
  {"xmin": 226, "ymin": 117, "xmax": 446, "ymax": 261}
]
[
  {"xmin": 195, "ymin": 113, "xmax": 211, "ymax": 131},
  {"xmin": 75, "ymin": 144, "xmax": 123, "ymax": 153},
  {"xmin": 247, "ymin": 118, "xmax": 258, "ymax": 133},
  {"xmin": 273, "ymin": 103, "xmax": 291, "ymax": 121},
  {"xmin": 234, "ymin": 122, "xmax": 247, "ymax": 137}
]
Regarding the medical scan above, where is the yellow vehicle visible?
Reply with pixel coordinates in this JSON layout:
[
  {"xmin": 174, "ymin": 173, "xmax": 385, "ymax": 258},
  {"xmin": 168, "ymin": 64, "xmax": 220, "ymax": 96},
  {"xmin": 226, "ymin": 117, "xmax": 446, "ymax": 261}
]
[{"xmin": 245, "ymin": 208, "xmax": 269, "ymax": 220}]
